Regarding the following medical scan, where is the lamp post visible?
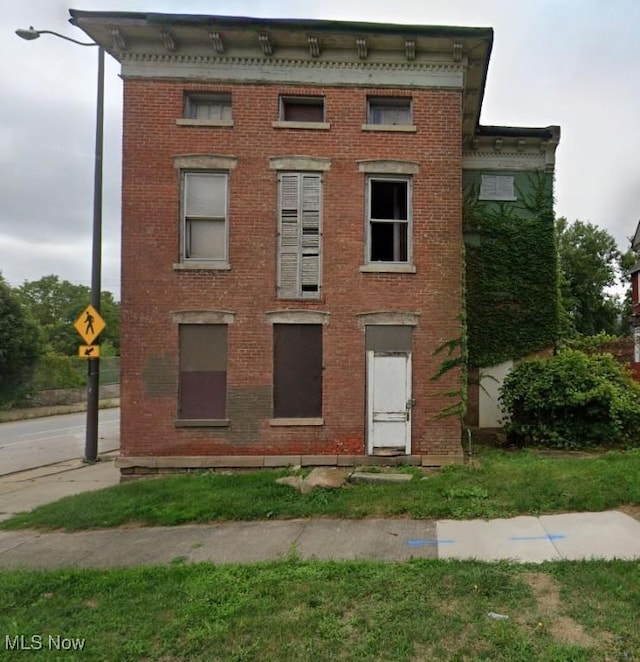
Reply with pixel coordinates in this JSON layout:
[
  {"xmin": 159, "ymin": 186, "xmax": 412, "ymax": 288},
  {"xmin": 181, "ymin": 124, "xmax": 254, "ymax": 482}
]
[{"xmin": 16, "ymin": 26, "xmax": 104, "ymax": 463}]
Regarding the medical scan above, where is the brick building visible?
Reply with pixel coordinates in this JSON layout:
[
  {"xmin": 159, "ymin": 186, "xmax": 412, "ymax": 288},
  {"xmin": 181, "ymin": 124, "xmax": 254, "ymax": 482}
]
[{"xmin": 71, "ymin": 11, "xmax": 559, "ymax": 472}]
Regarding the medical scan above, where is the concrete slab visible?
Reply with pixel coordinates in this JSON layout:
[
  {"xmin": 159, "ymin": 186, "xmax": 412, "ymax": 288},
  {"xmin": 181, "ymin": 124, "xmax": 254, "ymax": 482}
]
[
  {"xmin": 437, "ymin": 516, "xmax": 562, "ymax": 563},
  {"xmin": 540, "ymin": 511, "xmax": 640, "ymax": 560},
  {"xmin": 350, "ymin": 472, "xmax": 412, "ymax": 484},
  {"xmin": 296, "ymin": 519, "xmax": 438, "ymax": 561}
]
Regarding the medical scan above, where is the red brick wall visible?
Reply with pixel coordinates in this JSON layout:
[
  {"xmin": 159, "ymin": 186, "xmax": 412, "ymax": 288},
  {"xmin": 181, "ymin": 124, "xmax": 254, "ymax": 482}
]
[{"xmin": 120, "ymin": 80, "xmax": 464, "ymax": 458}]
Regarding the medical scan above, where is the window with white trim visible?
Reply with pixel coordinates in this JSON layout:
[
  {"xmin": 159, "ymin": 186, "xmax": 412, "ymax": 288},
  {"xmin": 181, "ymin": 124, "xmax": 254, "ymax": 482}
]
[
  {"xmin": 277, "ymin": 172, "xmax": 322, "ymax": 299},
  {"xmin": 182, "ymin": 172, "xmax": 228, "ymax": 263},
  {"xmin": 479, "ymin": 174, "xmax": 517, "ymax": 201},
  {"xmin": 366, "ymin": 177, "xmax": 412, "ymax": 263},
  {"xmin": 368, "ymin": 97, "xmax": 412, "ymax": 125},
  {"xmin": 184, "ymin": 93, "xmax": 231, "ymax": 121}
]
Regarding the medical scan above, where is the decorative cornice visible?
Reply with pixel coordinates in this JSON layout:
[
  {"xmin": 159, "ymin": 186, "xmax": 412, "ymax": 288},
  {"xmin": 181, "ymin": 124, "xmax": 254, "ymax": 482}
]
[
  {"xmin": 120, "ymin": 54, "xmax": 465, "ymax": 89},
  {"xmin": 462, "ymin": 149, "xmax": 556, "ymax": 173}
]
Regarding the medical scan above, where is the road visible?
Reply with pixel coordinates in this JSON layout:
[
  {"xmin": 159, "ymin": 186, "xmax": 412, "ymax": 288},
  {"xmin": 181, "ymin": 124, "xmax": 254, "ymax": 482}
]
[{"xmin": 0, "ymin": 409, "xmax": 120, "ymax": 476}]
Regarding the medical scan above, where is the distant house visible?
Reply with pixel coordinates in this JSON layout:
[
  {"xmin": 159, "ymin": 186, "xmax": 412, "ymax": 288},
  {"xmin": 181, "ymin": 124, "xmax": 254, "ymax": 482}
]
[{"xmin": 70, "ymin": 10, "xmax": 560, "ymax": 475}]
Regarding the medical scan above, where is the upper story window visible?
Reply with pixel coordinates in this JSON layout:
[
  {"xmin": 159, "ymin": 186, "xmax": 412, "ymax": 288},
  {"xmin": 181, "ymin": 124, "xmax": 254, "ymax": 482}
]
[
  {"xmin": 184, "ymin": 93, "xmax": 232, "ymax": 121},
  {"xmin": 277, "ymin": 172, "xmax": 322, "ymax": 299},
  {"xmin": 182, "ymin": 172, "xmax": 228, "ymax": 264},
  {"xmin": 479, "ymin": 174, "xmax": 517, "ymax": 201},
  {"xmin": 280, "ymin": 96, "xmax": 325, "ymax": 122},
  {"xmin": 368, "ymin": 97, "xmax": 412, "ymax": 126},
  {"xmin": 366, "ymin": 177, "xmax": 412, "ymax": 264}
]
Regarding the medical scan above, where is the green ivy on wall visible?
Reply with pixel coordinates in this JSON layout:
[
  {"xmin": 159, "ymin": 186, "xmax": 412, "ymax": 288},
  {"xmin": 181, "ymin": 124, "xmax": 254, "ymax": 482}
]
[{"xmin": 463, "ymin": 171, "xmax": 559, "ymax": 368}]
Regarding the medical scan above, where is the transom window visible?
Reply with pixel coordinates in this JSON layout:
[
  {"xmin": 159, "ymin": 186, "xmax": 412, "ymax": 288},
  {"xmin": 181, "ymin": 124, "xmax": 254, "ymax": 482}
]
[
  {"xmin": 280, "ymin": 96, "xmax": 325, "ymax": 122},
  {"xmin": 368, "ymin": 97, "xmax": 412, "ymax": 125},
  {"xmin": 367, "ymin": 177, "xmax": 412, "ymax": 263},
  {"xmin": 184, "ymin": 93, "xmax": 232, "ymax": 121},
  {"xmin": 182, "ymin": 172, "xmax": 228, "ymax": 263}
]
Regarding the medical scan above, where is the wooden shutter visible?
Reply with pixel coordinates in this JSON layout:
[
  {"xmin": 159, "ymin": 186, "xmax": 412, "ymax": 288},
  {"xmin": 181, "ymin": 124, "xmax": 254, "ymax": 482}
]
[{"xmin": 277, "ymin": 173, "xmax": 321, "ymax": 299}]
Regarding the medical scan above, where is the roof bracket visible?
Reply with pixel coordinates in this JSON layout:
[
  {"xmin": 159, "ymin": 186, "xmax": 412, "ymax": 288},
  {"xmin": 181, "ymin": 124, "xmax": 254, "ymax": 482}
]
[
  {"xmin": 110, "ymin": 27, "xmax": 127, "ymax": 51},
  {"xmin": 404, "ymin": 39, "xmax": 415, "ymax": 61},
  {"xmin": 356, "ymin": 37, "xmax": 368, "ymax": 59},
  {"xmin": 209, "ymin": 31, "xmax": 224, "ymax": 54},
  {"xmin": 308, "ymin": 35, "xmax": 320, "ymax": 58},
  {"xmin": 494, "ymin": 138, "xmax": 503, "ymax": 151},
  {"xmin": 452, "ymin": 42, "xmax": 463, "ymax": 62},
  {"xmin": 517, "ymin": 139, "xmax": 527, "ymax": 152},
  {"xmin": 161, "ymin": 28, "xmax": 176, "ymax": 52},
  {"xmin": 259, "ymin": 33, "xmax": 273, "ymax": 56}
]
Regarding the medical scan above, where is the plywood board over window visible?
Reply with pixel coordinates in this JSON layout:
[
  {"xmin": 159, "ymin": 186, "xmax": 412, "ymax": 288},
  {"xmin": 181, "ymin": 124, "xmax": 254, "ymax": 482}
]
[
  {"xmin": 178, "ymin": 324, "xmax": 227, "ymax": 419},
  {"xmin": 273, "ymin": 324, "xmax": 322, "ymax": 418}
]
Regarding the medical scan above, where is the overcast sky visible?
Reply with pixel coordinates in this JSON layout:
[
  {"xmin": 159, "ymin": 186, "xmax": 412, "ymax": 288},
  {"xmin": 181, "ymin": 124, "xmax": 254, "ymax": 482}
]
[{"xmin": 3, "ymin": 0, "xmax": 640, "ymax": 298}]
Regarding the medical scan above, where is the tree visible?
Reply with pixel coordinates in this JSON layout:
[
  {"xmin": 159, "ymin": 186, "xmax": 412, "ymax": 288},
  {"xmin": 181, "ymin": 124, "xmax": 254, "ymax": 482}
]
[
  {"xmin": 0, "ymin": 273, "xmax": 44, "ymax": 405},
  {"xmin": 556, "ymin": 218, "xmax": 627, "ymax": 337},
  {"xmin": 16, "ymin": 275, "xmax": 120, "ymax": 355}
]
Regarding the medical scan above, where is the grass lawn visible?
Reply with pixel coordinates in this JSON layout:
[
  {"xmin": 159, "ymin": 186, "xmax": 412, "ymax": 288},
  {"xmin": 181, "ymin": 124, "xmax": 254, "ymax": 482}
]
[
  {"xmin": 1, "ymin": 559, "xmax": 638, "ymax": 660},
  {"xmin": 3, "ymin": 449, "xmax": 640, "ymax": 532}
]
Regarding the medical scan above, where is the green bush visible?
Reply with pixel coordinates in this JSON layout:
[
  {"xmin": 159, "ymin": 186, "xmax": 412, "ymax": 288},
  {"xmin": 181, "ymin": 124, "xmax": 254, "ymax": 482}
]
[
  {"xmin": 500, "ymin": 350, "xmax": 640, "ymax": 449},
  {"xmin": 30, "ymin": 354, "xmax": 86, "ymax": 391}
]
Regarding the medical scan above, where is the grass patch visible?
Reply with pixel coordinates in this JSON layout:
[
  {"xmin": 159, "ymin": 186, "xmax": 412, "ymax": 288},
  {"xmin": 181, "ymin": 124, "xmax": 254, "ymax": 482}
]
[
  {"xmin": 0, "ymin": 559, "xmax": 637, "ymax": 660},
  {"xmin": 3, "ymin": 449, "xmax": 640, "ymax": 531}
]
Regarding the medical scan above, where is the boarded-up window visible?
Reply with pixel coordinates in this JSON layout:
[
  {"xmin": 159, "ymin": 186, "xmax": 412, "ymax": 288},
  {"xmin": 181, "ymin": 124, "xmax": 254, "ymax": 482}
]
[
  {"xmin": 280, "ymin": 96, "xmax": 324, "ymax": 122},
  {"xmin": 179, "ymin": 324, "xmax": 227, "ymax": 419},
  {"xmin": 277, "ymin": 172, "xmax": 322, "ymax": 299},
  {"xmin": 479, "ymin": 174, "xmax": 517, "ymax": 201},
  {"xmin": 273, "ymin": 324, "xmax": 322, "ymax": 418}
]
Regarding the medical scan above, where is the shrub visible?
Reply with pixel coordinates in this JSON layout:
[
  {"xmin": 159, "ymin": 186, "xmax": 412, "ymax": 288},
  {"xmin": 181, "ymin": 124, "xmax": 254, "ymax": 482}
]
[{"xmin": 500, "ymin": 349, "xmax": 640, "ymax": 449}]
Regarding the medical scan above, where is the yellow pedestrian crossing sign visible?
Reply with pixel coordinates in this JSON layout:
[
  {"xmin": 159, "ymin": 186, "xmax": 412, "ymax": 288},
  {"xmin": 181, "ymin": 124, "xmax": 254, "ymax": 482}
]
[{"xmin": 74, "ymin": 305, "xmax": 106, "ymax": 345}]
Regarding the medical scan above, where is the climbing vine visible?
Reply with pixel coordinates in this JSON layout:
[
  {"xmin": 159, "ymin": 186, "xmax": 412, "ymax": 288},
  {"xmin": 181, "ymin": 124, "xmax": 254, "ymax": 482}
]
[{"xmin": 463, "ymin": 171, "xmax": 559, "ymax": 368}]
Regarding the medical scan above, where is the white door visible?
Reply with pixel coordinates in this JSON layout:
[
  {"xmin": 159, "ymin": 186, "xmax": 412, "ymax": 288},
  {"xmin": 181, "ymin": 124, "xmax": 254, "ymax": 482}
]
[{"xmin": 367, "ymin": 351, "xmax": 411, "ymax": 454}]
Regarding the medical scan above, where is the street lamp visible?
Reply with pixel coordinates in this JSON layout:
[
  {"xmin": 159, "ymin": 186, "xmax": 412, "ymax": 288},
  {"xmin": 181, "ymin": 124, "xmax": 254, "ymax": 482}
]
[{"xmin": 16, "ymin": 26, "xmax": 104, "ymax": 463}]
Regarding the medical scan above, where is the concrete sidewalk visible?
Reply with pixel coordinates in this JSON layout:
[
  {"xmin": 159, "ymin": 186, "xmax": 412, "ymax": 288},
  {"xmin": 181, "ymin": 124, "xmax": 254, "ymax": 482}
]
[{"xmin": 2, "ymin": 458, "xmax": 640, "ymax": 567}]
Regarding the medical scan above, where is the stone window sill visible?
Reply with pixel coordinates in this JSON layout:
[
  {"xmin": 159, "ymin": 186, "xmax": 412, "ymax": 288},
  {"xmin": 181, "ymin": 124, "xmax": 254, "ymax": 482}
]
[
  {"xmin": 361, "ymin": 124, "xmax": 417, "ymax": 132},
  {"xmin": 359, "ymin": 264, "xmax": 417, "ymax": 274},
  {"xmin": 272, "ymin": 121, "xmax": 330, "ymax": 130},
  {"xmin": 269, "ymin": 418, "xmax": 324, "ymax": 426},
  {"xmin": 173, "ymin": 262, "xmax": 231, "ymax": 271},
  {"xmin": 176, "ymin": 119, "xmax": 234, "ymax": 127},
  {"xmin": 175, "ymin": 419, "xmax": 230, "ymax": 428}
]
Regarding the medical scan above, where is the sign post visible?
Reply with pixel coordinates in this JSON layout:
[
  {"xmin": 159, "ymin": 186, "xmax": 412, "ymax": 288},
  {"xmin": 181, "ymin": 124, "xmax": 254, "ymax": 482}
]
[{"xmin": 73, "ymin": 304, "xmax": 106, "ymax": 462}]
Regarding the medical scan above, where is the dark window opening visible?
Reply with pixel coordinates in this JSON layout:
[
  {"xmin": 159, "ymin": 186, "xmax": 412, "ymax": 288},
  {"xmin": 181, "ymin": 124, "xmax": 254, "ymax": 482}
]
[
  {"xmin": 368, "ymin": 97, "xmax": 411, "ymax": 125},
  {"xmin": 281, "ymin": 96, "xmax": 324, "ymax": 122},
  {"xmin": 273, "ymin": 324, "xmax": 322, "ymax": 418},
  {"xmin": 369, "ymin": 179, "xmax": 409, "ymax": 263}
]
